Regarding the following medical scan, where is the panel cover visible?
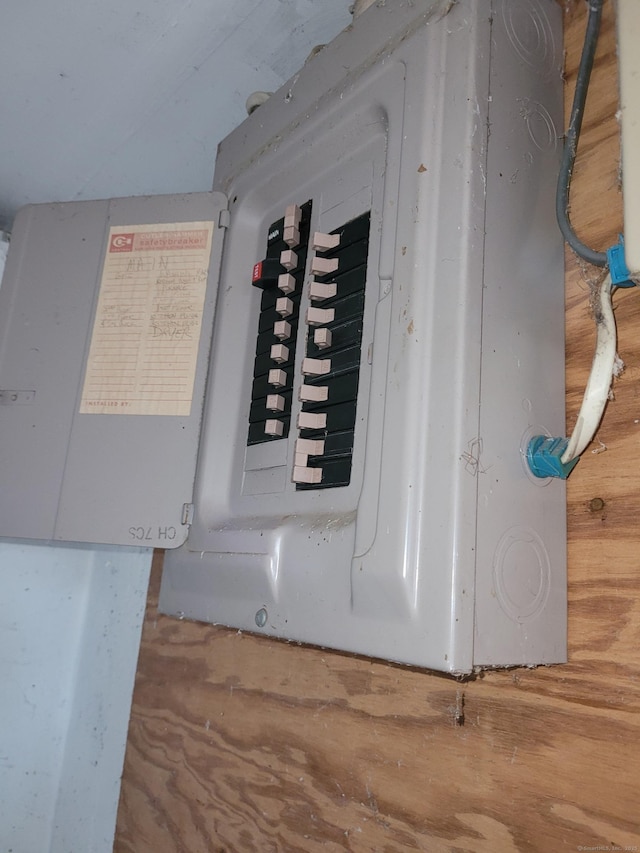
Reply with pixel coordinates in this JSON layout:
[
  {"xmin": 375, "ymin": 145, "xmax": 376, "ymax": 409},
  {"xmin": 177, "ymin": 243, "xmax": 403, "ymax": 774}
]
[{"xmin": 0, "ymin": 192, "xmax": 227, "ymax": 547}]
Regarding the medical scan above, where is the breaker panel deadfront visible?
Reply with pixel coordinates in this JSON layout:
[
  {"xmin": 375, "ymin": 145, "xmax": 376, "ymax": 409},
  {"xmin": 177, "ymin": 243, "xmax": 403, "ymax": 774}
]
[
  {"xmin": 0, "ymin": 0, "xmax": 567, "ymax": 674},
  {"xmin": 160, "ymin": 0, "xmax": 567, "ymax": 674}
]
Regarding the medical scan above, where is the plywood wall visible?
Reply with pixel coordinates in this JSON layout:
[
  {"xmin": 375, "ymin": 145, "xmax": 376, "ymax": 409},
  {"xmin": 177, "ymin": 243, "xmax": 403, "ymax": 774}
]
[{"xmin": 115, "ymin": 3, "xmax": 640, "ymax": 850}]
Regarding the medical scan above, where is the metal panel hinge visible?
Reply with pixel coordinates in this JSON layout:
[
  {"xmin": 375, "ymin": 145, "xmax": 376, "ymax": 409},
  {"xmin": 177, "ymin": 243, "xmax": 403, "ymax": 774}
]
[
  {"xmin": 218, "ymin": 208, "xmax": 230, "ymax": 230},
  {"xmin": 182, "ymin": 503, "xmax": 195, "ymax": 526}
]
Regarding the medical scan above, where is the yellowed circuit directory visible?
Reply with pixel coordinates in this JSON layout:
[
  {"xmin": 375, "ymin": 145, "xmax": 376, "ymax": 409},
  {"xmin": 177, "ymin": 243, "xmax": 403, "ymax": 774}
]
[{"xmin": 80, "ymin": 221, "xmax": 214, "ymax": 415}]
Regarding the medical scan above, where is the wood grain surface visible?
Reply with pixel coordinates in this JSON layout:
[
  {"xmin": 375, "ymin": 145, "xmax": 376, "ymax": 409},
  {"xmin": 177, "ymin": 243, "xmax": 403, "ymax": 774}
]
[{"xmin": 115, "ymin": 3, "xmax": 640, "ymax": 851}]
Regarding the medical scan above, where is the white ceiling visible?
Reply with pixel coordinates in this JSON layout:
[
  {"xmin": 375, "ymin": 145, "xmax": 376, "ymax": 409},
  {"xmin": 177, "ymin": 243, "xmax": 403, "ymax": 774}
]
[{"xmin": 0, "ymin": 0, "xmax": 351, "ymax": 229}]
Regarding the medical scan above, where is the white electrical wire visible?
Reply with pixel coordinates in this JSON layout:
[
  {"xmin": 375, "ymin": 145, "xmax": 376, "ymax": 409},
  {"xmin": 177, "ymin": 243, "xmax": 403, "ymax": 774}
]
[
  {"xmin": 561, "ymin": 272, "xmax": 616, "ymax": 464},
  {"xmin": 0, "ymin": 232, "xmax": 9, "ymax": 289}
]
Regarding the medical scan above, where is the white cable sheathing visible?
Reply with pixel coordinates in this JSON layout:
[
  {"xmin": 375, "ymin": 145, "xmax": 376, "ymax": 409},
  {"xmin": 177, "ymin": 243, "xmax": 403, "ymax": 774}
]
[
  {"xmin": 562, "ymin": 273, "xmax": 616, "ymax": 463},
  {"xmin": 0, "ymin": 232, "xmax": 9, "ymax": 289}
]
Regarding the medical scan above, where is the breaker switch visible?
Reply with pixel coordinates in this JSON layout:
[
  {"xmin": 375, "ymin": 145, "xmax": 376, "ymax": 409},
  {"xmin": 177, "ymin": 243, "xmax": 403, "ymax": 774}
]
[
  {"xmin": 309, "ymin": 281, "xmax": 337, "ymax": 302},
  {"xmin": 268, "ymin": 368, "xmax": 287, "ymax": 387},
  {"xmin": 275, "ymin": 296, "xmax": 294, "ymax": 318},
  {"xmin": 264, "ymin": 419, "xmax": 284, "ymax": 437},
  {"xmin": 270, "ymin": 344, "xmax": 289, "ymax": 363},
  {"xmin": 306, "ymin": 307, "xmax": 335, "ymax": 326},
  {"xmin": 280, "ymin": 249, "xmax": 298, "ymax": 271},
  {"xmin": 273, "ymin": 320, "xmax": 292, "ymax": 340},
  {"xmin": 312, "ymin": 231, "xmax": 341, "ymax": 251},
  {"xmin": 296, "ymin": 437, "xmax": 325, "ymax": 456},
  {"xmin": 266, "ymin": 394, "xmax": 286, "ymax": 412},
  {"xmin": 284, "ymin": 204, "xmax": 302, "ymax": 226},
  {"xmin": 311, "ymin": 255, "xmax": 339, "ymax": 276},
  {"xmin": 299, "ymin": 383, "xmax": 329, "ymax": 403},
  {"xmin": 292, "ymin": 465, "xmax": 323, "ymax": 485},
  {"xmin": 283, "ymin": 225, "xmax": 300, "ymax": 248},
  {"xmin": 314, "ymin": 328, "xmax": 332, "ymax": 349},
  {"xmin": 302, "ymin": 357, "xmax": 331, "ymax": 376},
  {"xmin": 297, "ymin": 411, "xmax": 327, "ymax": 430},
  {"xmin": 278, "ymin": 273, "xmax": 296, "ymax": 294}
]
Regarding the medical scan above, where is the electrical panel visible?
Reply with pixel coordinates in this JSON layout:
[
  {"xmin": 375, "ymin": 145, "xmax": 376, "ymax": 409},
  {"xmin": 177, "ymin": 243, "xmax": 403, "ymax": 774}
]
[{"xmin": 0, "ymin": 0, "xmax": 568, "ymax": 674}]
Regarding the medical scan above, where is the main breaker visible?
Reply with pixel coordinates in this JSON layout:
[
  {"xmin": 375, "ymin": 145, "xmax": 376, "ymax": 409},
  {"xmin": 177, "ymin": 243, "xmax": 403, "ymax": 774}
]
[{"xmin": 0, "ymin": 0, "xmax": 567, "ymax": 673}]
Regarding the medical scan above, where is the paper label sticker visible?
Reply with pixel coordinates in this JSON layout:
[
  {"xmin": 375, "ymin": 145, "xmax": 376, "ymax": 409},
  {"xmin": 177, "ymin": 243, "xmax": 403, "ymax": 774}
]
[{"xmin": 80, "ymin": 221, "xmax": 214, "ymax": 416}]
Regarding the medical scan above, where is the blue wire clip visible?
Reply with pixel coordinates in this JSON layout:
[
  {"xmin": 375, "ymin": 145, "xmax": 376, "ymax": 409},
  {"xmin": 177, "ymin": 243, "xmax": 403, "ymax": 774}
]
[
  {"xmin": 526, "ymin": 435, "xmax": 580, "ymax": 480},
  {"xmin": 606, "ymin": 236, "xmax": 635, "ymax": 287}
]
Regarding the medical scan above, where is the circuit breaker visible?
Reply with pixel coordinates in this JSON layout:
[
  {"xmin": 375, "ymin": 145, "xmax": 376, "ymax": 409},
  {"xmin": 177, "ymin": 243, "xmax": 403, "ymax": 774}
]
[
  {"xmin": 246, "ymin": 203, "xmax": 370, "ymax": 488},
  {"xmin": 0, "ymin": 0, "xmax": 567, "ymax": 674}
]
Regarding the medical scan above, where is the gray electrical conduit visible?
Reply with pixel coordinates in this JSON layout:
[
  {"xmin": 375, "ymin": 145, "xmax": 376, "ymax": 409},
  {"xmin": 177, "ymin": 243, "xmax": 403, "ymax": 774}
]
[{"xmin": 556, "ymin": 0, "xmax": 608, "ymax": 267}]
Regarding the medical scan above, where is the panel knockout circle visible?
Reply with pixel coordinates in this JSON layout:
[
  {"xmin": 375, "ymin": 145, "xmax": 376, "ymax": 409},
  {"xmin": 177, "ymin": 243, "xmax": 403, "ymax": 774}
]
[
  {"xmin": 493, "ymin": 526, "xmax": 551, "ymax": 622},
  {"xmin": 500, "ymin": 0, "xmax": 559, "ymax": 78}
]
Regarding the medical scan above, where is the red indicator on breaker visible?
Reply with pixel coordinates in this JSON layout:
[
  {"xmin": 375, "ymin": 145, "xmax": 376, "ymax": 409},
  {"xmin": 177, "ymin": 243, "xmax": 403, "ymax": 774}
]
[{"xmin": 251, "ymin": 257, "xmax": 283, "ymax": 290}]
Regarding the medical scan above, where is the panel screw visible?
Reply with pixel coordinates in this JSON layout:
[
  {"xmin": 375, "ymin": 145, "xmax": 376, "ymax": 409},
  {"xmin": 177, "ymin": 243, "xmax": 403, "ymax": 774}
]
[
  {"xmin": 255, "ymin": 607, "xmax": 268, "ymax": 628},
  {"xmin": 589, "ymin": 497, "xmax": 605, "ymax": 512}
]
